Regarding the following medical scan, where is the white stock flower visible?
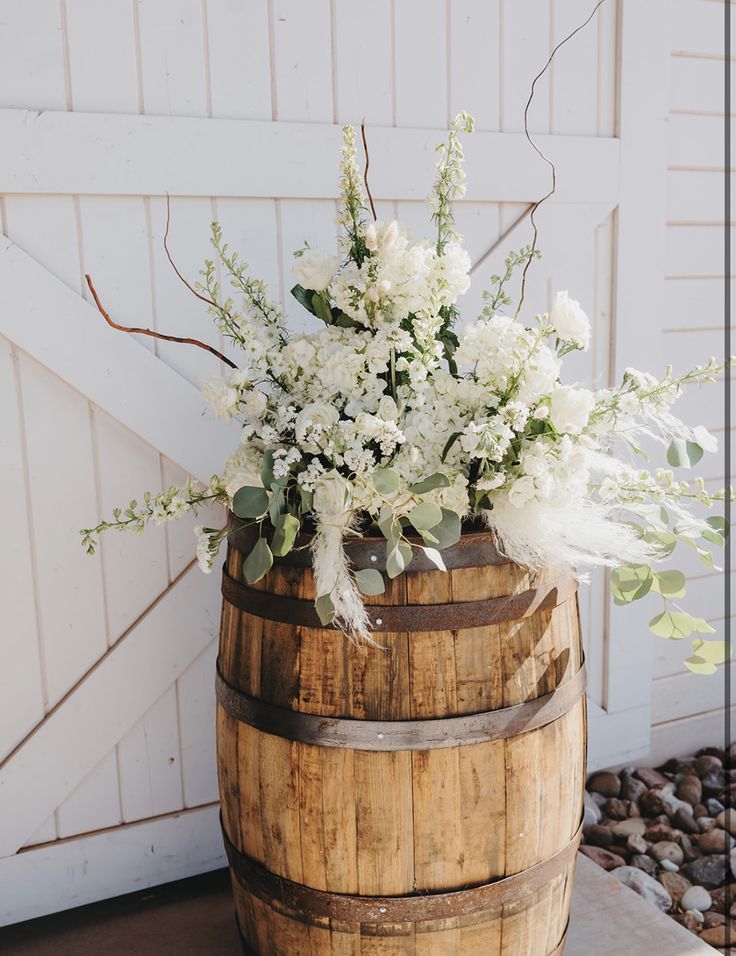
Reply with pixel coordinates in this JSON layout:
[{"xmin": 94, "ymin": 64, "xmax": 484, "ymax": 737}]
[
  {"xmin": 549, "ymin": 386, "xmax": 596, "ymax": 435},
  {"xmin": 508, "ymin": 476, "xmax": 537, "ymax": 508},
  {"xmin": 293, "ymin": 248, "xmax": 338, "ymax": 292},
  {"xmin": 242, "ymin": 388, "xmax": 268, "ymax": 420},
  {"xmin": 313, "ymin": 471, "xmax": 352, "ymax": 517},
  {"xmin": 550, "ymin": 291, "xmax": 591, "ymax": 351},
  {"xmin": 202, "ymin": 377, "xmax": 239, "ymax": 420}
]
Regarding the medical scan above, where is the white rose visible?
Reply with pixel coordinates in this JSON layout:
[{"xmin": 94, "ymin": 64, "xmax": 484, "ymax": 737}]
[
  {"xmin": 293, "ymin": 248, "xmax": 338, "ymax": 292},
  {"xmin": 202, "ymin": 377, "xmax": 239, "ymax": 420},
  {"xmin": 508, "ymin": 476, "xmax": 537, "ymax": 508},
  {"xmin": 312, "ymin": 471, "xmax": 352, "ymax": 517},
  {"xmin": 549, "ymin": 386, "xmax": 596, "ymax": 435},
  {"xmin": 377, "ymin": 395, "xmax": 399, "ymax": 421},
  {"xmin": 550, "ymin": 291, "xmax": 591, "ymax": 351},
  {"xmin": 294, "ymin": 402, "xmax": 339, "ymax": 447},
  {"xmin": 242, "ymin": 388, "xmax": 268, "ymax": 420}
]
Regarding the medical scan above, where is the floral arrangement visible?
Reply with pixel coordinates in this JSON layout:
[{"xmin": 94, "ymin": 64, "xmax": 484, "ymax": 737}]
[{"xmin": 82, "ymin": 114, "xmax": 731, "ymax": 674}]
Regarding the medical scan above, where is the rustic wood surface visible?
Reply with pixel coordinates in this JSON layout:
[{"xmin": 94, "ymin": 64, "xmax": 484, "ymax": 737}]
[{"xmin": 217, "ymin": 536, "xmax": 586, "ymax": 954}]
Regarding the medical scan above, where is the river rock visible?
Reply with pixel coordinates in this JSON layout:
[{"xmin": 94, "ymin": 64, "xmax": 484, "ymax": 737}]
[
  {"xmin": 579, "ymin": 845, "xmax": 624, "ymax": 870},
  {"xmin": 660, "ymin": 858, "xmax": 679, "ymax": 872},
  {"xmin": 702, "ymin": 772, "xmax": 726, "ymax": 798},
  {"xmin": 694, "ymin": 803, "xmax": 709, "ymax": 819},
  {"xmin": 607, "ymin": 844, "xmax": 630, "ymax": 862},
  {"xmin": 679, "ymin": 834, "xmax": 700, "ymax": 862},
  {"xmin": 603, "ymin": 797, "xmax": 630, "ymax": 821},
  {"xmin": 640, "ymin": 789, "xmax": 668, "ymax": 817},
  {"xmin": 630, "ymin": 853, "xmax": 658, "ymax": 876},
  {"xmin": 627, "ymin": 833, "xmax": 648, "ymax": 855},
  {"xmin": 696, "ymin": 755, "xmax": 723, "ymax": 777},
  {"xmin": 635, "ymin": 767, "xmax": 671, "ymax": 789},
  {"xmin": 583, "ymin": 791, "xmax": 601, "ymax": 829},
  {"xmin": 612, "ymin": 818, "xmax": 647, "ymax": 839},
  {"xmin": 709, "ymin": 885, "xmax": 736, "ymax": 913},
  {"xmin": 699, "ymin": 924, "xmax": 736, "ymax": 947},
  {"xmin": 612, "ymin": 866, "xmax": 672, "ymax": 911},
  {"xmin": 621, "ymin": 775, "xmax": 647, "ymax": 804},
  {"xmin": 673, "ymin": 808, "xmax": 700, "ymax": 834},
  {"xmin": 707, "ymin": 798, "xmax": 726, "ymax": 816},
  {"xmin": 672, "ymin": 913, "xmax": 701, "ymax": 933},
  {"xmin": 662, "ymin": 791, "xmax": 696, "ymax": 817},
  {"xmin": 681, "ymin": 885, "xmax": 713, "ymax": 912},
  {"xmin": 659, "ymin": 870, "xmax": 691, "ymax": 903},
  {"xmin": 699, "ymin": 816, "xmax": 717, "ymax": 833},
  {"xmin": 717, "ymin": 808, "xmax": 736, "ymax": 836},
  {"xmin": 699, "ymin": 828, "xmax": 733, "ymax": 855},
  {"xmin": 587, "ymin": 771, "xmax": 621, "ymax": 798},
  {"xmin": 684, "ymin": 854, "xmax": 728, "ymax": 888},
  {"xmin": 645, "ymin": 823, "xmax": 680, "ymax": 843},
  {"xmin": 585, "ymin": 824, "xmax": 613, "ymax": 847},
  {"xmin": 590, "ymin": 791, "xmax": 608, "ymax": 808},
  {"xmin": 703, "ymin": 911, "xmax": 725, "ymax": 928},
  {"xmin": 677, "ymin": 776, "xmax": 703, "ymax": 807}
]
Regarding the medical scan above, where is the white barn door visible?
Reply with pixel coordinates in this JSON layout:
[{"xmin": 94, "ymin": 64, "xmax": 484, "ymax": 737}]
[{"xmin": 0, "ymin": 0, "xmax": 667, "ymax": 923}]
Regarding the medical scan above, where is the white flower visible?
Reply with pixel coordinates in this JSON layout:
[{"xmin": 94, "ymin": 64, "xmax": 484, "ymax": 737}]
[
  {"xmin": 508, "ymin": 476, "xmax": 537, "ymax": 508},
  {"xmin": 242, "ymin": 388, "xmax": 268, "ymax": 420},
  {"xmin": 365, "ymin": 222, "xmax": 378, "ymax": 251},
  {"xmin": 313, "ymin": 471, "xmax": 352, "ymax": 517},
  {"xmin": 294, "ymin": 402, "xmax": 340, "ymax": 449},
  {"xmin": 533, "ymin": 406, "xmax": 550, "ymax": 420},
  {"xmin": 293, "ymin": 248, "xmax": 338, "ymax": 292},
  {"xmin": 549, "ymin": 386, "xmax": 596, "ymax": 435},
  {"xmin": 550, "ymin": 291, "xmax": 591, "ymax": 351},
  {"xmin": 693, "ymin": 425, "xmax": 718, "ymax": 454},
  {"xmin": 383, "ymin": 220, "xmax": 399, "ymax": 248},
  {"xmin": 194, "ymin": 526, "xmax": 216, "ymax": 573},
  {"xmin": 202, "ymin": 377, "xmax": 239, "ymax": 420},
  {"xmin": 377, "ymin": 395, "xmax": 399, "ymax": 420}
]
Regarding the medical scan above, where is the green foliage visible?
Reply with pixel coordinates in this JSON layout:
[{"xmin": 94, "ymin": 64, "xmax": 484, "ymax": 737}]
[
  {"xmin": 373, "ymin": 468, "xmax": 400, "ymax": 495},
  {"xmin": 315, "ymin": 593, "xmax": 336, "ymax": 626},
  {"xmin": 243, "ymin": 537, "xmax": 273, "ymax": 584},
  {"xmin": 408, "ymin": 501, "xmax": 443, "ymax": 531},
  {"xmin": 611, "ymin": 564, "xmax": 653, "ymax": 605},
  {"xmin": 408, "ymin": 472, "xmax": 451, "ymax": 494},
  {"xmin": 354, "ymin": 568, "xmax": 386, "ymax": 596},
  {"xmin": 386, "ymin": 545, "xmax": 406, "ymax": 579},
  {"xmin": 649, "ymin": 611, "xmax": 715, "ymax": 640},
  {"xmin": 651, "ymin": 569, "xmax": 687, "ymax": 598},
  {"xmin": 431, "ymin": 509, "xmax": 462, "ymax": 549},
  {"xmin": 232, "ymin": 486, "xmax": 269, "ymax": 519},
  {"xmin": 482, "ymin": 246, "xmax": 541, "ymax": 316},
  {"xmin": 271, "ymin": 513, "xmax": 300, "ymax": 557},
  {"xmin": 666, "ymin": 438, "xmax": 704, "ymax": 468},
  {"xmin": 685, "ymin": 639, "xmax": 732, "ymax": 675}
]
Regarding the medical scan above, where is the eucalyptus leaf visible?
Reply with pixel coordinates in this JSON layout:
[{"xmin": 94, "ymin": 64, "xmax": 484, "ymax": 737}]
[
  {"xmin": 611, "ymin": 564, "xmax": 653, "ymax": 604},
  {"xmin": 354, "ymin": 568, "xmax": 386, "ymax": 596},
  {"xmin": 420, "ymin": 528, "xmax": 440, "ymax": 546},
  {"xmin": 651, "ymin": 569, "xmax": 687, "ymax": 598},
  {"xmin": 642, "ymin": 530, "xmax": 677, "ymax": 557},
  {"xmin": 409, "ymin": 472, "xmax": 451, "ymax": 494},
  {"xmin": 432, "ymin": 509, "xmax": 462, "ymax": 549},
  {"xmin": 706, "ymin": 515, "xmax": 729, "ymax": 537},
  {"xmin": 261, "ymin": 450, "xmax": 275, "ymax": 489},
  {"xmin": 374, "ymin": 468, "xmax": 400, "ymax": 495},
  {"xmin": 271, "ymin": 513, "xmax": 300, "ymax": 557},
  {"xmin": 243, "ymin": 538, "xmax": 273, "ymax": 584},
  {"xmin": 268, "ymin": 487, "xmax": 285, "ymax": 524},
  {"xmin": 421, "ymin": 546, "xmax": 447, "ymax": 571},
  {"xmin": 648, "ymin": 610, "xmax": 705, "ymax": 640},
  {"xmin": 666, "ymin": 438, "xmax": 704, "ymax": 468},
  {"xmin": 315, "ymin": 593, "xmax": 336, "ymax": 626},
  {"xmin": 702, "ymin": 529, "xmax": 725, "ymax": 547},
  {"xmin": 386, "ymin": 545, "xmax": 405, "ymax": 579},
  {"xmin": 398, "ymin": 540, "xmax": 413, "ymax": 569},
  {"xmin": 408, "ymin": 501, "xmax": 443, "ymax": 531},
  {"xmin": 232, "ymin": 485, "xmax": 269, "ymax": 519}
]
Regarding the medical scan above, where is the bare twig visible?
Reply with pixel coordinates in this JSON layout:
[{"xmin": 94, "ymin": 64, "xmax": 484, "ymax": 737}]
[
  {"xmin": 163, "ymin": 193, "xmax": 218, "ymax": 308},
  {"xmin": 515, "ymin": 0, "xmax": 607, "ymax": 318},
  {"xmin": 85, "ymin": 273, "xmax": 238, "ymax": 369},
  {"xmin": 360, "ymin": 119, "xmax": 377, "ymax": 221}
]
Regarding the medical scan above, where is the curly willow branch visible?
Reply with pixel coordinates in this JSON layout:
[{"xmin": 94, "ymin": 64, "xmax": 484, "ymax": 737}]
[{"xmin": 515, "ymin": 0, "xmax": 607, "ymax": 319}]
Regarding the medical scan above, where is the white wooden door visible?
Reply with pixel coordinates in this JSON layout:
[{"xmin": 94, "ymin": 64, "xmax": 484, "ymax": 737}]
[{"xmin": 0, "ymin": 0, "xmax": 668, "ymax": 922}]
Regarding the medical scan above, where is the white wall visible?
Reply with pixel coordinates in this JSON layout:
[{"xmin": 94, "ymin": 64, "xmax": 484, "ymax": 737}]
[{"xmin": 0, "ymin": 0, "xmax": 727, "ymax": 922}]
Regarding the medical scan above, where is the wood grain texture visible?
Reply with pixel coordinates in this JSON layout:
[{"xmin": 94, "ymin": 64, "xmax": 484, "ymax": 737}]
[{"xmin": 217, "ymin": 531, "xmax": 586, "ymax": 953}]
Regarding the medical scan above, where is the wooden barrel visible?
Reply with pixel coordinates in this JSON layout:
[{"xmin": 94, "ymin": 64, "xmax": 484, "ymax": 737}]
[{"xmin": 217, "ymin": 521, "xmax": 586, "ymax": 955}]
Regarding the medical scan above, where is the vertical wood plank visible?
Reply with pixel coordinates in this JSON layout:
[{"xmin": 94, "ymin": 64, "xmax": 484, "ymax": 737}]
[
  {"xmin": 449, "ymin": 0, "xmax": 501, "ymax": 130},
  {"xmin": 205, "ymin": 0, "xmax": 272, "ymax": 120},
  {"xmin": 394, "ymin": 0, "xmax": 447, "ymax": 128},
  {"xmin": 0, "ymin": 337, "xmax": 45, "ymax": 760},
  {"xmin": 65, "ymin": 0, "xmax": 140, "ymax": 113},
  {"xmin": 56, "ymin": 751, "xmax": 122, "ymax": 837},
  {"xmin": 0, "ymin": 1, "xmax": 67, "ymax": 110},
  {"xmin": 272, "ymin": 0, "xmax": 334, "ymax": 122},
  {"xmin": 177, "ymin": 639, "xmax": 220, "ymax": 806},
  {"xmin": 137, "ymin": 0, "xmax": 208, "ymax": 117},
  {"xmin": 3, "ymin": 196, "xmax": 82, "ymax": 293},
  {"xmin": 500, "ymin": 0, "xmax": 551, "ymax": 134},
  {"xmin": 550, "ymin": 0, "xmax": 599, "ymax": 136},
  {"xmin": 118, "ymin": 686, "xmax": 184, "ymax": 821},
  {"xmin": 334, "ymin": 0, "xmax": 393, "ymax": 125}
]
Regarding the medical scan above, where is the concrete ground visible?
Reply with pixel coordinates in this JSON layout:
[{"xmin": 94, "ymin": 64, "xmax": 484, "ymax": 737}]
[{"xmin": 0, "ymin": 855, "xmax": 716, "ymax": 955}]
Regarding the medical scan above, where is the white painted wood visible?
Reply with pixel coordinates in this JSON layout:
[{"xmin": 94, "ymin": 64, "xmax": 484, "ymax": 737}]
[
  {"xmin": 501, "ymin": 0, "xmax": 551, "ymax": 134},
  {"xmin": 22, "ymin": 815, "xmax": 57, "ymax": 849},
  {"xmin": 653, "ymin": 664, "xmax": 733, "ymax": 724},
  {"xmin": 0, "ymin": 565, "xmax": 220, "ymax": 855},
  {"xmin": 177, "ymin": 640, "xmax": 219, "ymax": 807},
  {"xmin": 56, "ymin": 751, "xmax": 122, "ymax": 838},
  {"xmin": 672, "ymin": 0, "xmax": 731, "ymax": 57},
  {"xmin": 0, "ymin": 1, "xmax": 67, "ymax": 111},
  {"xmin": 449, "ymin": 1, "xmax": 501, "ymax": 131},
  {"xmin": 272, "ymin": 0, "xmax": 333, "ymax": 123},
  {"xmin": 667, "ymin": 224, "xmax": 734, "ymax": 276},
  {"xmin": 668, "ymin": 169, "xmax": 724, "ymax": 221},
  {"xmin": 16, "ymin": 354, "xmax": 108, "ymax": 708},
  {"xmin": 118, "ymin": 686, "xmax": 184, "ymax": 823},
  {"xmin": 0, "ymin": 804, "xmax": 225, "ymax": 926},
  {"xmin": 0, "ymin": 238, "xmax": 237, "ymax": 484},
  {"xmin": 0, "ymin": 337, "xmax": 45, "ymax": 760},
  {"xmin": 205, "ymin": 0, "xmax": 272, "ymax": 120},
  {"xmin": 137, "ymin": 0, "xmax": 208, "ymax": 118},
  {"xmin": 3, "ymin": 195, "xmax": 82, "ymax": 293},
  {"xmin": 394, "ymin": 0, "xmax": 447, "ymax": 128},
  {"xmin": 334, "ymin": 0, "xmax": 393, "ymax": 125},
  {"xmin": 0, "ymin": 110, "xmax": 621, "ymax": 203},
  {"xmin": 664, "ymin": 277, "xmax": 732, "ymax": 329},
  {"xmin": 550, "ymin": 0, "xmax": 600, "ymax": 136},
  {"xmin": 668, "ymin": 112, "xmax": 726, "ymax": 169},
  {"xmin": 587, "ymin": 703, "xmax": 652, "ymax": 772},
  {"xmin": 670, "ymin": 52, "xmax": 728, "ymax": 114},
  {"xmin": 65, "ymin": 0, "xmax": 140, "ymax": 113},
  {"xmin": 648, "ymin": 706, "xmax": 736, "ymax": 766}
]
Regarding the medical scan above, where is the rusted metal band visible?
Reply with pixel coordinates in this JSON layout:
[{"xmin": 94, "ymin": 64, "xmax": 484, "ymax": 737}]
[
  {"xmin": 222, "ymin": 569, "xmax": 577, "ymax": 632},
  {"xmin": 228, "ymin": 516, "xmax": 510, "ymax": 572},
  {"xmin": 215, "ymin": 662, "xmax": 586, "ymax": 751},
  {"xmin": 223, "ymin": 818, "xmax": 583, "ymax": 924}
]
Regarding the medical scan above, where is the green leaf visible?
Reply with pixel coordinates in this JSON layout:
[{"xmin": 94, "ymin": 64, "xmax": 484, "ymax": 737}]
[
  {"xmin": 421, "ymin": 546, "xmax": 447, "ymax": 571},
  {"xmin": 311, "ymin": 292, "xmax": 333, "ymax": 325},
  {"xmin": 441, "ymin": 432, "xmax": 462, "ymax": 463},
  {"xmin": 243, "ymin": 538, "xmax": 273, "ymax": 584},
  {"xmin": 299, "ymin": 488, "xmax": 313, "ymax": 514},
  {"xmin": 261, "ymin": 450, "xmax": 275, "ymax": 489},
  {"xmin": 666, "ymin": 438, "xmax": 704, "ymax": 468},
  {"xmin": 419, "ymin": 528, "xmax": 440, "ymax": 545},
  {"xmin": 648, "ymin": 610, "xmax": 705, "ymax": 640},
  {"xmin": 271, "ymin": 513, "xmax": 300, "ymax": 557},
  {"xmin": 315, "ymin": 593, "xmax": 336, "ymax": 626},
  {"xmin": 651, "ymin": 569, "xmax": 687, "ymax": 598},
  {"xmin": 642, "ymin": 530, "xmax": 677, "ymax": 557},
  {"xmin": 706, "ymin": 515, "xmax": 729, "ymax": 537},
  {"xmin": 374, "ymin": 468, "xmax": 400, "ymax": 495},
  {"xmin": 290, "ymin": 284, "xmax": 315, "ymax": 315},
  {"xmin": 398, "ymin": 540, "xmax": 413, "ymax": 570},
  {"xmin": 268, "ymin": 487, "xmax": 285, "ymax": 524},
  {"xmin": 685, "ymin": 638, "xmax": 732, "ymax": 675},
  {"xmin": 232, "ymin": 485, "xmax": 269, "ymax": 519},
  {"xmin": 610, "ymin": 564, "xmax": 653, "ymax": 605},
  {"xmin": 432, "ymin": 509, "xmax": 462, "ymax": 549},
  {"xmin": 702, "ymin": 529, "xmax": 725, "ymax": 547},
  {"xmin": 408, "ymin": 501, "xmax": 443, "ymax": 531},
  {"xmin": 354, "ymin": 568, "xmax": 386, "ymax": 596},
  {"xmin": 386, "ymin": 545, "xmax": 405, "ymax": 579},
  {"xmin": 409, "ymin": 472, "xmax": 451, "ymax": 494}
]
